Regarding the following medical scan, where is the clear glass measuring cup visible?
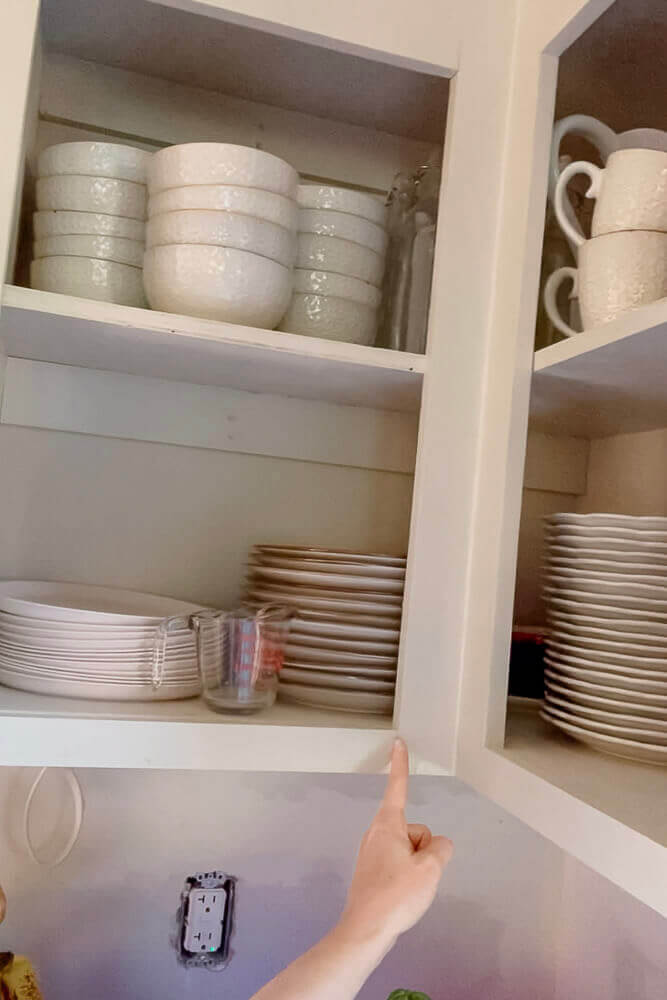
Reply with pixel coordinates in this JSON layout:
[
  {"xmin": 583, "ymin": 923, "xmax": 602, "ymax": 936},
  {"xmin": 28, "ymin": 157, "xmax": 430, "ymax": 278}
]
[{"xmin": 152, "ymin": 605, "xmax": 292, "ymax": 714}]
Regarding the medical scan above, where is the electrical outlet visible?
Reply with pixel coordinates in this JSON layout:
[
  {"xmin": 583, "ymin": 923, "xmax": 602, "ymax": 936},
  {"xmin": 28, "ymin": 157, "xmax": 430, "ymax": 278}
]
[{"xmin": 183, "ymin": 887, "xmax": 226, "ymax": 953}]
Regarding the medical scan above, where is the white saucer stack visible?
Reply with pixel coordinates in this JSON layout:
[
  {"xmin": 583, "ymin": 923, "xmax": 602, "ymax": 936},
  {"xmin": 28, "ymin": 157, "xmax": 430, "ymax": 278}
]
[
  {"xmin": 0, "ymin": 581, "xmax": 201, "ymax": 701},
  {"xmin": 242, "ymin": 545, "xmax": 405, "ymax": 715},
  {"xmin": 542, "ymin": 513, "xmax": 667, "ymax": 765},
  {"xmin": 32, "ymin": 142, "xmax": 150, "ymax": 306}
]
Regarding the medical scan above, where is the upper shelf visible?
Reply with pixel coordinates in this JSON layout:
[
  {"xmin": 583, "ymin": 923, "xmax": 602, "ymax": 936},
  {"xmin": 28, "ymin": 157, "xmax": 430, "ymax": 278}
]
[
  {"xmin": 0, "ymin": 286, "xmax": 425, "ymax": 412},
  {"xmin": 529, "ymin": 298, "xmax": 667, "ymax": 437}
]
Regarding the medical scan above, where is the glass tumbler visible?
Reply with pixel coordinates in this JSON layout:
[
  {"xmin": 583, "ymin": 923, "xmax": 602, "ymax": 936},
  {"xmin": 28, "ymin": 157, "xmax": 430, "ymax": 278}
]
[{"xmin": 152, "ymin": 605, "xmax": 292, "ymax": 714}]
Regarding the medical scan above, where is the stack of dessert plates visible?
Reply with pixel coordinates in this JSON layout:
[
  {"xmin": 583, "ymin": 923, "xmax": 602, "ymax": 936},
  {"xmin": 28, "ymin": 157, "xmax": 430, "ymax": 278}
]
[
  {"xmin": 0, "ymin": 581, "xmax": 201, "ymax": 701},
  {"xmin": 243, "ymin": 545, "xmax": 405, "ymax": 715},
  {"xmin": 542, "ymin": 514, "xmax": 667, "ymax": 765}
]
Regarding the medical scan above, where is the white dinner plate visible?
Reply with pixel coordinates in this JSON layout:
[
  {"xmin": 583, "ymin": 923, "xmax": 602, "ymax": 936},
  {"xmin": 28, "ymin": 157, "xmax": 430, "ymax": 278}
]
[
  {"xmin": 253, "ymin": 545, "xmax": 406, "ymax": 567},
  {"xmin": 280, "ymin": 667, "xmax": 395, "ymax": 692},
  {"xmin": 544, "ymin": 593, "xmax": 667, "ymax": 622},
  {"xmin": 282, "ymin": 659, "xmax": 395, "ymax": 679},
  {"xmin": 285, "ymin": 643, "xmax": 396, "ymax": 667},
  {"xmin": 0, "ymin": 666, "xmax": 200, "ymax": 701},
  {"xmin": 546, "ymin": 513, "xmax": 667, "ymax": 530},
  {"xmin": 544, "ymin": 671, "xmax": 667, "ymax": 714},
  {"xmin": 543, "ymin": 702, "xmax": 667, "ymax": 745},
  {"xmin": 546, "ymin": 612, "xmax": 667, "ymax": 641},
  {"xmin": 290, "ymin": 617, "xmax": 400, "ymax": 642},
  {"xmin": 245, "ymin": 601, "xmax": 400, "ymax": 629},
  {"xmin": 0, "ymin": 642, "xmax": 195, "ymax": 666},
  {"xmin": 546, "ymin": 556, "xmax": 667, "ymax": 577},
  {"xmin": 0, "ymin": 610, "xmax": 192, "ymax": 639},
  {"xmin": 545, "ymin": 692, "xmax": 667, "ymax": 731},
  {"xmin": 546, "ymin": 638, "xmax": 667, "ymax": 671},
  {"xmin": 245, "ymin": 581, "xmax": 403, "ymax": 605},
  {"xmin": 0, "ymin": 654, "xmax": 197, "ymax": 682},
  {"xmin": 248, "ymin": 566, "xmax": 404, "ymax": 594},
  {"xmin": 287, "ymin": 632, "xmax": 398, "ymax": 655},
  {"xmin": 546, "ymin": 569, "xmax": 667, "ymax": 595},
  {"xmin": 244, "ymin": 587, "xmax": 402, "ymax": 618},
  {"xmin": 544, "ymin": 531, "xmax": 667, "ymax": 552},
  {"xmin": 540, "ymin": 709, "xmax": 667, "ymax": 765},
  {"xmin": 0, "ymin": 631, "xmax": 193, "ymax": 655},
  {"xmin": 546, "ymin": 544, "xmax": 667, "ymax": 565},
  {"xmin": 251, "ymin": 556, "xmax": 405, "ymax": 579},
  {"xmin": 544, "ymin": 584, "xmax": 667, "ymax": 611},
  {"xmin": 278, "ymin": 681, "xmax": 393, "ymax": 714},
  {"xmin": 544, "ymin": 657, "xmax": 667, "ymax": 693},
  {"xmin": 0, "ymin": 581, "xmax": 202, "ymax": 625},
  {"xmin": 547, "ymin": 630, "xmax": 667, "ymax": 656}
]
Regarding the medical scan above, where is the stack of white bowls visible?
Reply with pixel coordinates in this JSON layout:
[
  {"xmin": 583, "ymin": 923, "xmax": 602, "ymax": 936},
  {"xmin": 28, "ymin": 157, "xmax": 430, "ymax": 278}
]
[
  {"xmin": 279, "ymin": 185, "xmax": 388, "ymax": 345},
  {"xmin": 144, "ymin": 143, "xmax": 298, "ymax": 327},
  {"xmin": 31, "ymin": 142, "xmax": 150, "ymax": 306}
]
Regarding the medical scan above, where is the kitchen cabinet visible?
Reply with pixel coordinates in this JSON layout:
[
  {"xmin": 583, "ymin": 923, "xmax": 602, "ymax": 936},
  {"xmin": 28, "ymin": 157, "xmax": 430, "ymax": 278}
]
[{"xmin": 0, "ymin": 0, "xmax": 665, "ymax": 916}]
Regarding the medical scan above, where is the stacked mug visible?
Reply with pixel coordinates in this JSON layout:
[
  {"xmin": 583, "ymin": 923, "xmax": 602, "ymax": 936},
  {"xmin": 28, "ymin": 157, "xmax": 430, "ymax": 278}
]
[
  {"xmin": 31, "ymin": 142, "xmax": 150, "ymax": 306},
  {"xmin": 279, "ymin": 184, "xmax": 388, "ymax": 345},
  {"xmin": 545, "ymin": 116, "xmax": 667, "ymax": 336},
  {"xmin": 144, "ymin": 143, "xmax": 298, "ymax": 327}
]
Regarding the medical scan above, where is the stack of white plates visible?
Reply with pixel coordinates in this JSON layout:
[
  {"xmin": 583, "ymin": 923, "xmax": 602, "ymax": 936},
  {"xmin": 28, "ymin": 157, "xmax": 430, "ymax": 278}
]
[
  {"xmin": 279, "ymin": 185, "xmax": 388, "ymax": 345},
  {"xmin": 542, "ymin": 513, "xmax": 667, "ymax": 765},
  {"xmin": 0, "ymin": 581, "xmax": 202, "ymax": 701},
  {"xmin": 242, "ymin": 545, "xmax": 405, "ymax": 715},
  {"xmin": 31, "ymin": 142, "xmax": 150, "ymax": 306},
  {"xmin": 144, "ymin": 143, "xmax": 298, "ymax": 327}
]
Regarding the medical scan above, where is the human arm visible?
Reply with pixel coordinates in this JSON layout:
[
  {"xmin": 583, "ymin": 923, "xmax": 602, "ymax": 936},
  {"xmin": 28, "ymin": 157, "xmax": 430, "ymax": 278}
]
[{"xmin": 250, "ymin": 739, "xmax": 453, "ymax": 1000}]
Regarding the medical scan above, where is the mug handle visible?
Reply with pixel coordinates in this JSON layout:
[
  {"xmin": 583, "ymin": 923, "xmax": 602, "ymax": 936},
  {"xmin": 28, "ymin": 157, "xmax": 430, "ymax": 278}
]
[
  {"xmin": 554, "ymin": 160, "xmax": 603, "ymax": 248},
  {"xmin": 543, "ymin": 266, "xmax": 579, "ymax": 338}
]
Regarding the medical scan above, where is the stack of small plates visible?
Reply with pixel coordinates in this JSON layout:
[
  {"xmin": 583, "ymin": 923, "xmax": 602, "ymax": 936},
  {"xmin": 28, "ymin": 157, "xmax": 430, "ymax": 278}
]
[
  {"xmin": 242, "ymin": 545, "xmax": 405, "ymax": 715},
  {"xmin": 542, "ymin": 513, "xmax": 667, "ymax": 765},
  {"xmin": 0, "ymin": 581, "xmax": 202, "ymax": 701}
]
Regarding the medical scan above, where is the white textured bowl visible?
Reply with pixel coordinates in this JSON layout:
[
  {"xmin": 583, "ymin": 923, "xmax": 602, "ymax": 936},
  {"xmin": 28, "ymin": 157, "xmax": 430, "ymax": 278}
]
[
  {"xmin": 33, "ymin": 210, "xmax": 145, "ymax": 241},
  {"xmin": 143, "ymin": 244, "xmax": 292, "ymax": 327},
  {"xmin": 148, "ymin": 185, "xmax": 298, "ymax": 231},
  {"xmin": 297, "ymin": 184, "xmax": 387, "ymax": 227},
  {"xmin": 31, "ymin": 256, "xmax": 147, "ymax": 307},
  {"xmin": 38, "ymin": 142, "xmax": 151, "ymax": 184},
  {"xmin": 298, "ymin": 208, "xmax": 387, "ymax": 255},
  {"xmin": 293, "ymin": 268, "xmax": 381, "ymax": 308},
  {"xmin": 36, "ymin": 175, "xmax": 147, "ymax": 220},
  {"xmin": 34, "ymin": 234, "xmax": 145, "ymax": 268},
  {"xmin": 279, "ymin": 293, "xmax": 377, "ymax": 344},
  {"xmin": 296, "ymin": 233, "xmax": 385, "ymax": 288},
  {"xmin": 146, "ymin": 210, "xmax": 295, "ymax": 267},
  {"xmin": 148, "ymin": 144, "xmax": 298, "ymax": 197}
]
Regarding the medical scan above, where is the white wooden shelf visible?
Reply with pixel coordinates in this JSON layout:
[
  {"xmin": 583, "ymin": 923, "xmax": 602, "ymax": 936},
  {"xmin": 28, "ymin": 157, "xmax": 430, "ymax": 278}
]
[
  {"xmin": 529, "ymin": 298, "xmax": 667, "ymax": 436},
  {"xmin": 0, "ymin": 686, "xmax": 395, "ymax": 771},
  {"xmin": 0, "ymin": 286, "xmax": 425, "ymax": 412}
]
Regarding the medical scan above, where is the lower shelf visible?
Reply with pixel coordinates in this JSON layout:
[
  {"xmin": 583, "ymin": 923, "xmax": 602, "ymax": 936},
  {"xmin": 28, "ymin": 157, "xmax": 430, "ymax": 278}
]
[
  {"xmin": 0, "ymin": 687, "xmax": 394, "ymax": 772},
  {"xmin": 502, "ymin": 701, "xmax": 667, "ymax": 848}
]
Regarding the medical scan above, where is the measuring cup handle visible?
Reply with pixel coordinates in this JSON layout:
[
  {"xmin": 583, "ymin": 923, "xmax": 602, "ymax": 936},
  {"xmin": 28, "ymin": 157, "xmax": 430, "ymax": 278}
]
[{"xmin": 151, "ymin": 614, "xmax": 192, "ymax": 690}]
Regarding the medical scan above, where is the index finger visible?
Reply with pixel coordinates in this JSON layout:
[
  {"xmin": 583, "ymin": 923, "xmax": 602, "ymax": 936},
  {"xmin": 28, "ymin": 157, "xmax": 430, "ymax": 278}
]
[{"xmin": 381, "ymin": 738, "xmax": 409, "ymax": 812}]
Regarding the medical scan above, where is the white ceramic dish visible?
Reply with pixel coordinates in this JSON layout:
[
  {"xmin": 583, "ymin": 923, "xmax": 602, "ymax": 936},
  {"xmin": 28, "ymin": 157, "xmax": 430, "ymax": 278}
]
[
  {"xmin": 296, "ymin": 233, "xmax": 385, "ymax": 287},
  {"xmin": 543, "ymin": 702, "xmax": 667, "ymax": 745},
  {"xmin": 544, "ymin": 582, "xmax": 667, "ymax": 608},
  {"xmin": 148, "ymin": 185, "xmax": 298, "ymax": 231},
  {"xmin": 278, "ymin": 681, "xmax": 393, "ymax": 714},
  {"xmin": 546, "ymin": 611, "xmax": 667, "ymax": 640},
  {"xmin": 290, "ymin": 618, "xmax": 400, "ymax": 642},
  {"xmin": 253, "ymin": 555, "xmax": 403, "ymax": 579},
  {"xmin": 298, "ymin": 208, "xmax": 387, "ymax": 255},
  {"xmin": 285, "ymin": 644, "xmax": 396, "ymax": 667},
  {"xmin": 30, "ymin": 256, "xmax": 147, "ymax": 307},
  {"xmin": 280, "ymin": 293, "xmax": 377, "ymax": 345},
  {"xmin": 544, "ymin": 592, "xmax": 667, "ymax": 621},
  {"xmin": 143, "ymin": 244, "xmax": 292, "ymax": 327},
  {"xmin": 544, "ymin": 671, "xmax": 667, "ymax": 713},
  {"xmin": 38, "ymin": 142, "xmax": 151, "ymax": 184},
  {"xmin": 544, "ymin": 529, "xmax": 667, "ymax": 551},
  {"xmin": 253, "ymin": 545, "xmax": 405, "ymax": 566},
  {"xmin": 148, "ymin": 143, "xmax": 298, "ymax": 197},
  {"xmin": 545, "ymin": 692, "xmax": 667, "ymax": 731},
  {"xmin": 297, "ymin": 185, "xmax": 387, "ymax": 227},
  {"xmin": 546, "ymin": 566, "xmax": 667, "ymax": 590},
  {"xmin": 546, "ymin": 544, "xmax": 667, "ymax": 565},
  {"xmin": 280, "ymin": 667, "xmax": 394, "ymax": 692},
  {"xmin": 249, "ymin": 565, "xmax": 403, "ymax": 593},
  {"xmin": 287, "ymin": 632, "xmax": 398, "ymax": 655},
  {"xmin": 0, "ymin": 655, "xmax": 197, "ymax": 682},
  {"xmin": 0, "ymin": 581, "xmax": 201, "ymax": 625},
  {"xmin": 36, "ymin": 175, "xmax": 147, "ymax": 220},
  {"xmin": 282, "ymin": 659, "xmax": 395, "ymax": 679},
  {"xmin": 0, "ymin": 609, "xmax": 191, "ymax": 637},
  {"xmin": 546, "ymin": 638, "xmax": 667, "ymax": 671},
  {"xmin": 292, "ymin": 269, "xmax": 381, "ymax": 309},
  {"xmin": 540, "ymin": 708, "xmax": 667, "ymax": 764},
  {"xmin": 33, "ymin": 234, "xmax": 144, "ymax": 268},
  {"xmin": 33, "ymin": 210, "xmax": 146, "ymax": 242},
  {"xmin": 546, "ymin": 556, "xmax": 666, "ymax": 577},
  {"xmin": 246, "ymin": 580, "xmax": 403, "ymax": 605},
  {"xmin": 544, "ymin": 654, "xmax": 667, "ymax": 689},
  {"xmin": 0, "ymin": 666, "xmax": 199, "ymax": 702},
  {"xmin": 244, "ymin": 586, "xmax": 401, "ymax": 618},
  {"xmin": 146, "ymin": 209, "xmax": 295, "ymax": 267},
  {"xmin": 545, "ymin": 660, "xmax": 667, "ymax": 695},
  {"xmin": 548, "ymin": 627, "xmax": 667, "ymax": 653},
  {"xmin": 546, "ymin": 513, "xmax": 667, "ymax": 530},
  {"xmin": 272, "ymin": 607, "xmax": 400, "ymax": 629}
]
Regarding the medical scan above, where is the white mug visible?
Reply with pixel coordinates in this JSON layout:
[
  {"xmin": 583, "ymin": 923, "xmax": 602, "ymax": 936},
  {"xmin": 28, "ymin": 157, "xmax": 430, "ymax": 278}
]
[
  {"xmin": 549, "ymin": 115, "xmax": 667, "ymax": 245},
  {"xmin": 555, "ymin": 149, "xmax": 667, "ymax": 248},
  {"xmin": 544, "ymin": 230, "xmax": 667, "ymax": 337}
]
